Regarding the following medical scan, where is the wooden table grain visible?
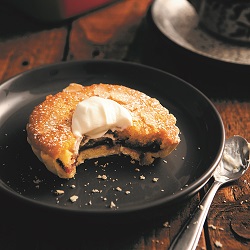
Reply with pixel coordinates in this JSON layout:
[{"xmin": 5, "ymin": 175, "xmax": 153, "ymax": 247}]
[{"xmin": 0, "ymin": 0, "xmax": 249, "ymax": 249}]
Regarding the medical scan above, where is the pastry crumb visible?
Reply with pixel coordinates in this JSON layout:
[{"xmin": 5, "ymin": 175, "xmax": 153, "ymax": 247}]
[
  {"xmin": 152, "ymin": 177, "xmax": 159, "ymax": 182},
  {"xmin": 214, "ymin": 240, "xmax": 222, "ymax": 248},
  {"xmin": 199, "ymin": 205, "xmax": 204, "ymax": 210},
  {"xmin": 33, "ymin": 178, "xmax": 42, "ymax": 184},
  {"xmin": 55, "ymin": 189, "xmax": 64, "ymax": 195},
  {"xmin": 97, "ymin": 174, "xmax": 107, "ymax": 180},
  {"xmin": 208, "ymin": 224, "xmax": 217, "ymax": 230},
  {"xmin": 163, "ymin": 221, "xmax": 170, "ymax": 228},
  {"xmin": 110, "ymin": 201, "xmax": 116, "ymax": 208},
  {"xmin": 69, "ymin": 195, "xmax": 78, "ymax": 203}
]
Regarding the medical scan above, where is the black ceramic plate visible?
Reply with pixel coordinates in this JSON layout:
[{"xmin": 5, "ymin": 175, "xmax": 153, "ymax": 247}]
[{"xmin": 0, "ymin": 60, "xmax": 225, "ymax": 221}]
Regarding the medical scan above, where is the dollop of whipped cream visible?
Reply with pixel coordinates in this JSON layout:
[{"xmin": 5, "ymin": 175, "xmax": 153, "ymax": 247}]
[{"xmin": 72, "ymin": 96, "xmax": 132, "ymax": 139}]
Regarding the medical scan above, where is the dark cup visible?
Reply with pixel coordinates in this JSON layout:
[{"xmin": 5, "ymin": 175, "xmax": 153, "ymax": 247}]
[{"xmin": 188, "ymin": 0, "xmax": 250, "ymax": 43}]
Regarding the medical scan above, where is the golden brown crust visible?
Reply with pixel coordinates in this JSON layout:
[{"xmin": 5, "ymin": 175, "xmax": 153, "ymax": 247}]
[{"xmin": 26, "ymin": 83, "xmax": 180, "ymax": 178}]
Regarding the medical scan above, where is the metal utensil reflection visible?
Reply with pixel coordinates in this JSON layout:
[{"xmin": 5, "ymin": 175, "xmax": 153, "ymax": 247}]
[{"xmin": 169, "ymin": 135, "xmax": 250, "ymax": 250}]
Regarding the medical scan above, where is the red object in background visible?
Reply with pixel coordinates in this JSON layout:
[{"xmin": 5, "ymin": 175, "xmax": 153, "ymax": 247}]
[
  {"xmin": 7, "ymin": 0, "xmax": 117, "ymax": 22},
  {"xmin": 62, "ymin": 0, "xmax": 115, "ymax": 18}
]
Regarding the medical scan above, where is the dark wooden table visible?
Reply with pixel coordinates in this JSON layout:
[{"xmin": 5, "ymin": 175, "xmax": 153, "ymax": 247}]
[{"xmin": 0, "ymin": 0, "xmax": 250, "ymax": 249}]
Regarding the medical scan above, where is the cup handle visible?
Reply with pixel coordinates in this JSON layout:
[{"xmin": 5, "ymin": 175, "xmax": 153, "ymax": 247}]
[{"xmin": 187, "ymin": 0, "xmax": 201, "ymax": 12}]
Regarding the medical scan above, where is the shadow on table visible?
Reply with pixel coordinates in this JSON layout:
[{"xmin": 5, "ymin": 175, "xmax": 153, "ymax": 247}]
[{"xmin": 1, "ymin": 190, "xmax": 199, "ymax": 250}]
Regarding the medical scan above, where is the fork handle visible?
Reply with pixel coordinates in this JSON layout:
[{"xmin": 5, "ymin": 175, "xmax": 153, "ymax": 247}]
[{"xmin": 169, "ymin": 181, "xmax": 222, "ymax": 250}]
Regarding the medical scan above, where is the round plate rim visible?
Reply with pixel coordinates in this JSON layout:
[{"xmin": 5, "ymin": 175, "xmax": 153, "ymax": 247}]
[{"xmin": 0, "ymin": 59, "xmax": 225, "ymax": 217}]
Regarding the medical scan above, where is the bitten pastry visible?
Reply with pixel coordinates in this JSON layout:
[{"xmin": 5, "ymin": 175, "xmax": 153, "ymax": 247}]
[{"xmin": 26, "ymin": 83, "xmax": 180, "ymax": 178}]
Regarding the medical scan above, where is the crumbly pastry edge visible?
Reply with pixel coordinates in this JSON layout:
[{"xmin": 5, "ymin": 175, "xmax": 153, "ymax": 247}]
[
  {"xmin": 28, "ymin": 139, "xmax": 179, "ymax": 179},
  {"xmin": 28, "ymin": 138, "xmax": 76, "ymax": 179}
]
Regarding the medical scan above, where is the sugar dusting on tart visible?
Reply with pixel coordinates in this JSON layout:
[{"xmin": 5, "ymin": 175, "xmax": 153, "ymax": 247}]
[{"xmin": 26, "ymin": 83, "xmax": 180, "ymax": 179}]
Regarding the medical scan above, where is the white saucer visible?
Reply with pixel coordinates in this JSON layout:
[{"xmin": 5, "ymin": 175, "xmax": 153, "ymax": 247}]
[{"xmin": 151, "ymin": 0, "xmax": 250, "ymax": 65}]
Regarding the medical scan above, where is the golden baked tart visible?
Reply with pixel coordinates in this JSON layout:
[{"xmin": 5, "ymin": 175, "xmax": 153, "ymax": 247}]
[{"xmin": 26, "ymin": 83, "xmax": 180, "ymax": 179}]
